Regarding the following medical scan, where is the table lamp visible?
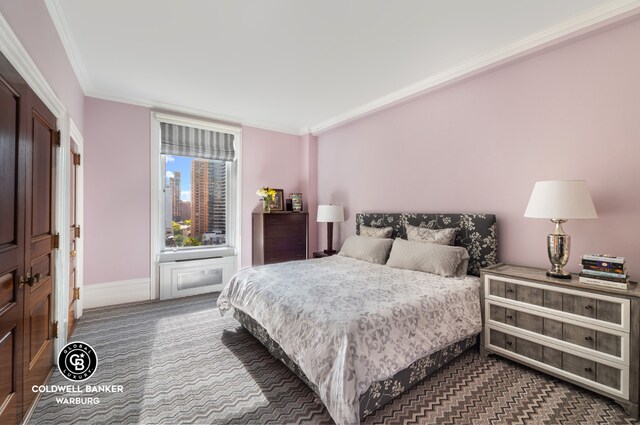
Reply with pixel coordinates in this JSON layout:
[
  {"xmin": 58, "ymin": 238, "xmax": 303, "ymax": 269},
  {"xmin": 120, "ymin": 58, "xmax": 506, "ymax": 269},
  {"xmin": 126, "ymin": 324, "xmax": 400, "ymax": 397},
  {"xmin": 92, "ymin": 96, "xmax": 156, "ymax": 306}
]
[
  {"xmin": 524, "ymin": 180, "xmax": 598, "ymax": 279},
  {"xmin": 317, "ymin": 205, "xmax": 344, "ymax": 255}
]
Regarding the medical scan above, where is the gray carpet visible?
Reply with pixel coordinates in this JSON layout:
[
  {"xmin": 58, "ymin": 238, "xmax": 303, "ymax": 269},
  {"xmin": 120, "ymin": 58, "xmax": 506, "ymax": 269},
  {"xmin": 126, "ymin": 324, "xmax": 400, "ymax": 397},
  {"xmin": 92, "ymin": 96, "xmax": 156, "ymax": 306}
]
[{"xmin": 30, "ymin": 294, "xmax": 636, "ymax": 424}]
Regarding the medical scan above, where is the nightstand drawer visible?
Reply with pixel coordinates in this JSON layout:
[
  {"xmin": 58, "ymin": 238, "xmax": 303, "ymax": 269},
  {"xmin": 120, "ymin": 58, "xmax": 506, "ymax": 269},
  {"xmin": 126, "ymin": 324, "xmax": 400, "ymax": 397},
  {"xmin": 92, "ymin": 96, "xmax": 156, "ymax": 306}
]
[
  {"xmin": 487, "ymin": 327, "xmax": 627, "ymax": 397},
  {"xmin": 561, "ymin": 293, "xmax": 621, "ymax": 325},
  {"xmin": 486, "ymin": 275, "xmax": 628, "ymax": 332},
  {"xmin": 487, "ymin": 301, "xmax": 625, "ymax": 363}
]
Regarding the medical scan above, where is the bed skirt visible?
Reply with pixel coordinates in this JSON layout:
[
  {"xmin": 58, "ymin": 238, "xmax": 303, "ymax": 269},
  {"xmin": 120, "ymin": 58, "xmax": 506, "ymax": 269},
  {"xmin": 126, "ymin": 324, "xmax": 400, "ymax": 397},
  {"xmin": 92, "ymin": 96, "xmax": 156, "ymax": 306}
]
[{"xmin": 233, "ymin": 309, "xmax": 478, "ymax": 420}]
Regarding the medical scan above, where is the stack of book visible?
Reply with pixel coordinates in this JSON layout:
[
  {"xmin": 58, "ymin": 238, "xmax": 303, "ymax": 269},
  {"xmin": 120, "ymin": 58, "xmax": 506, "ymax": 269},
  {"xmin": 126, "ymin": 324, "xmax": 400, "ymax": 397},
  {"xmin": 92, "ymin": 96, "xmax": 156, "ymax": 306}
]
[{"xmin": 579, "ymin": 254, "xmax": 630, "ymax": 289}]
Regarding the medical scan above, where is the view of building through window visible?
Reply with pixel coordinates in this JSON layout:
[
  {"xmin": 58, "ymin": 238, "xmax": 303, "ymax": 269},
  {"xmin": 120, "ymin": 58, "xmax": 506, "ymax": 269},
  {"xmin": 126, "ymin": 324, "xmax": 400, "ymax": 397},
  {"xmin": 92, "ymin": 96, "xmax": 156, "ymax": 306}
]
[{"xmin": 164, "ymin": 155, "xmax": 227, "ymax": 248}]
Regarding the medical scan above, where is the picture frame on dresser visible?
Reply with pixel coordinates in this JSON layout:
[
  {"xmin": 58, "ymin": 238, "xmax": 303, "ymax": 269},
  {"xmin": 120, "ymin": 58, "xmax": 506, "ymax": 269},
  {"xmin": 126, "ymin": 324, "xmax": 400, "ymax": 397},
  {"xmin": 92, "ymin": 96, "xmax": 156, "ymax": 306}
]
[
  {"xmin": 268, "ymin": 189, "xmax": 284, "ymax": 211},
  {"xmin": 480, "ymin": 263, "xmax": 640, "ymax": 419}
]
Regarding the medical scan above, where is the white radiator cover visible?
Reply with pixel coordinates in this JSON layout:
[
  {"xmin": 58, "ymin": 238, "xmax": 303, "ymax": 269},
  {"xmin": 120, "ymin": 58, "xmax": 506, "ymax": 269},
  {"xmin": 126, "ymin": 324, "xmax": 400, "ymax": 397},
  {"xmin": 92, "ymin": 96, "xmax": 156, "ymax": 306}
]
[{"xmin": 159, "ymin": 256, "xmax": 236, "ymax": 300}]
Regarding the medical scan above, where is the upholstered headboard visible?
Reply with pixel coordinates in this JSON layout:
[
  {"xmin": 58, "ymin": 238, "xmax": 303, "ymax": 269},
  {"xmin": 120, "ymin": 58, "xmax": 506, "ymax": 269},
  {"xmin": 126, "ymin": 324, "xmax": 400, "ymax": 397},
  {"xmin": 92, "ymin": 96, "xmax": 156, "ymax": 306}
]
[{"xmin": 356, "ymin": 213, "xmax": 498, "ymax": 276}]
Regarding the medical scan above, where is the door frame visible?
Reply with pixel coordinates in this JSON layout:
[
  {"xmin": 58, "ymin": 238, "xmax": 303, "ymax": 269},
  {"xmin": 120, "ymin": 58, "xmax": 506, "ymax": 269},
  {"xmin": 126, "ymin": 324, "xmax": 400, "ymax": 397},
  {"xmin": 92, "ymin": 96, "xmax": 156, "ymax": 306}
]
[
  {"xmin": 70, "ymin": 120, "xmax": 84, "ymax": 319},
  {"xmin": 0, "ymin": 13, "xmax": 82, "ymax": 354}
]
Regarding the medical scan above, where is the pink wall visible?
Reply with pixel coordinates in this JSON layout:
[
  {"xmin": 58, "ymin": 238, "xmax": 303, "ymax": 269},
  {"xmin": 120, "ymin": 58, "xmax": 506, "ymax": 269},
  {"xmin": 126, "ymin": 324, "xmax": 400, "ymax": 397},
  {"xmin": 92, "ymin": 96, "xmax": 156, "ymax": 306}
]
[
  {"xmin": 83, "ymin": 98, "xmax": 306, "ymax": 282},
  {"xmin": 241, "ymin": 126, "xmax": 304, "ymax": 267},
  {"xmin": 84, "ymin": 98, "xmax": 151, "ymax": 284},
  {"xmin": 0, "ymin": 0, "xmax": 85, "ymax": 131},
  {"xmin": 317, "ymin": 18, "xmax": 640, "ymax": 279}
]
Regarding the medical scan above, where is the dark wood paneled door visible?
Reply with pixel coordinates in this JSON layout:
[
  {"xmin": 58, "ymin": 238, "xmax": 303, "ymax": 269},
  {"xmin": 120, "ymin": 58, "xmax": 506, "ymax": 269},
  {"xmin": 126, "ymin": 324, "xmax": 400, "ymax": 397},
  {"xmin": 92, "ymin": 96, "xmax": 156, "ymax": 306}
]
[
  {"xmin": 68, "ymin": 140, "xmax": 79, "ymax": 338},
  {"xmin": 0, "ymin": 51, "xmax": 57, "ymax": 424},
  {"xmin": 22, "ymin": 89, "xmax": 57, "ymax": 416},
  {"xmin": 0, "ymin": 49, "xmax": 29, "ymax": 425}
]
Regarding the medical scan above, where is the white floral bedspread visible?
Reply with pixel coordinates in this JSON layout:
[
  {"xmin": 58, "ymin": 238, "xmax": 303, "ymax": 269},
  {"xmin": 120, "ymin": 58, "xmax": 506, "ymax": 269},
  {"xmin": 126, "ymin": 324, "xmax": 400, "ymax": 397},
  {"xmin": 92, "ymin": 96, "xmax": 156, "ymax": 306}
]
[{"xmin": 217, "ymin": 256, "xmax": 481, "ymax": 425}]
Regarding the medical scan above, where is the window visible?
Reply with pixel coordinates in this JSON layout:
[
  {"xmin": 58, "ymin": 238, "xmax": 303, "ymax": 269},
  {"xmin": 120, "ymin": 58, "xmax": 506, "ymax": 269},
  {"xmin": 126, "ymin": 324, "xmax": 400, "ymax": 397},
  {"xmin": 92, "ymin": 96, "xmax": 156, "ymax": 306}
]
[
  {"xmin": 163, "ymin": 156, "xmax": 228, "ymax": 248},
  {"xmin": 153, "ymin": 114, "xmax": 241, "ymax": 260}
]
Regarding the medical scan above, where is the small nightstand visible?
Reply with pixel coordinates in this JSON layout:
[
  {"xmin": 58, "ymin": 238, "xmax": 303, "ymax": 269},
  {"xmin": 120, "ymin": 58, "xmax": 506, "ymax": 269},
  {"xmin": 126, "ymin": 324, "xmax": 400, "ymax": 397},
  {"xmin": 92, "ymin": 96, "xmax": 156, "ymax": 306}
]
[
  {"xmin": 313, "ymin": 251, "xmax": 336, "ymax": 258},
  {"xmin": 480, "ymin": 263, "xmax": 640, "ymax": 418}
]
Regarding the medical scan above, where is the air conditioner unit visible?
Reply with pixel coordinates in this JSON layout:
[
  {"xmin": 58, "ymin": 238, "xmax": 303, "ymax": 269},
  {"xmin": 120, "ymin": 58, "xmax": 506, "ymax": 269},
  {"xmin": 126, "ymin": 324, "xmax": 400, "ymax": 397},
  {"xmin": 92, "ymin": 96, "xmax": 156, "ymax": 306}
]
[{"xmin": 159, "ymin": 256, "xmax": 236, "ymax": 300}]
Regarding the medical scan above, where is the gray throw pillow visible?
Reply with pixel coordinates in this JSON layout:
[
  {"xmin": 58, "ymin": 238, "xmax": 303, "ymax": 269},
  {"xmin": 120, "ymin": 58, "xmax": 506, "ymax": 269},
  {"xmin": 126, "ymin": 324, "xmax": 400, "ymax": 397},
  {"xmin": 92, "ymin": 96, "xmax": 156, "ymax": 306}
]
[
  {"xmin": 406, "ymin": 224, "xmax": 456, "ymax": 245},
  {"xmin": 386, "ymin": 238, "xmax": 469, "ymax": 278},
  {"xmin": 359, "ymin": 225, "xmax": 393, "ymax": 238},
  {"xmin": 338, "ymin": 235, "xmax": 393, "ymax": 265}
]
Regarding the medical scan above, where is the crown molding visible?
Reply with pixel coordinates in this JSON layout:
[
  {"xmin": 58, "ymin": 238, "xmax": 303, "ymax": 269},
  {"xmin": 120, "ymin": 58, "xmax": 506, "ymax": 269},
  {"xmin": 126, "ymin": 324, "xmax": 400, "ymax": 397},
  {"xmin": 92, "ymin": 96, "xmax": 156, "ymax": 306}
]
[
  {"xmin": 0, "ymin": 11, "xmax": 66, "ymax": 118},
  {"xmin": 310, "ymin": 0, "xmax": 640, "ymax": 135},
  {"xmin": 85, "ymin": 90, "xmax": 303, "ymax": 136},
  {"xmin": 43, "ymin": 0, "xmax": 640, "ymax": 137},
  {"xmin": 45, "ymin": 0, "xmax": 91, "ymax": 93}
]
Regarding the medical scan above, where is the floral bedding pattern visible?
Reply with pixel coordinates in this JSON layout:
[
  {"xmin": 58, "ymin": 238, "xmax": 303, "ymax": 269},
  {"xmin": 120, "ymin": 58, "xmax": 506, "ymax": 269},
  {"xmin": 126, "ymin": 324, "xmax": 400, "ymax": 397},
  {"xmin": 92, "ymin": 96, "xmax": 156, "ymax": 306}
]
[
  {"xmin": 356, "ymin": 213, "xmax": 498, "ymax": 276},
  {"xmin": 234, "ymin": 308, "xmax": 477, "ymax": 420},
  {"xmin": 217, "ymin": 256, "xmax": 482, "ymax": 425}
]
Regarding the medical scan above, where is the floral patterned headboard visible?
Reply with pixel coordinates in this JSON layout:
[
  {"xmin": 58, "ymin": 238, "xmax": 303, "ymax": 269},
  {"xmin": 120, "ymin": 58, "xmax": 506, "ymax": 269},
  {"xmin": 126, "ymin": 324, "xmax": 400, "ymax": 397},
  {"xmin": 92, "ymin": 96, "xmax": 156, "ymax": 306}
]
[{"xmin": 356, "ymin": 213, "xmax": 498, "ymax": 276}]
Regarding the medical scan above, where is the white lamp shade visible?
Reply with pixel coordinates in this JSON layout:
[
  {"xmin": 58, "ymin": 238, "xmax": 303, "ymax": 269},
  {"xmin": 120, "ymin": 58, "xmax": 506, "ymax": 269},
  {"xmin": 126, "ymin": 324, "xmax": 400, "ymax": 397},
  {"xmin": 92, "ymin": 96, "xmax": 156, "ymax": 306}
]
[
  {"xmin": 524, "ymin": 180, "xmax": 598, "ymax": 219},
  {"xmin": 317, "ymin": 205, "xmax": 344, "ymax": 222}
]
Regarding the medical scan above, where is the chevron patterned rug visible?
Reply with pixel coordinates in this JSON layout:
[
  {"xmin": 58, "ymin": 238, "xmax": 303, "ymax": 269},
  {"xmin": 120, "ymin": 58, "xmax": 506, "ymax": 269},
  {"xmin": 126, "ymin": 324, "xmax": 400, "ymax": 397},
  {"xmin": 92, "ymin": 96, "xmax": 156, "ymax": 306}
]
[{"xmin": 30, "ymin": 294, "xmax": 636, "ymax": 425}]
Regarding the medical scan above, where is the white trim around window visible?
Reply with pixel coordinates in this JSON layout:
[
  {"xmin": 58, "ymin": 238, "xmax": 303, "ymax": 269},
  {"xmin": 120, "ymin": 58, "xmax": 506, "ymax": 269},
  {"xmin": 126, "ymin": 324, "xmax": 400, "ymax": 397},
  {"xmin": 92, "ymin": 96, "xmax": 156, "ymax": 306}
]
[{"xmin": 150, "ymin": 111, "xmax": 242, "ymax": 300}]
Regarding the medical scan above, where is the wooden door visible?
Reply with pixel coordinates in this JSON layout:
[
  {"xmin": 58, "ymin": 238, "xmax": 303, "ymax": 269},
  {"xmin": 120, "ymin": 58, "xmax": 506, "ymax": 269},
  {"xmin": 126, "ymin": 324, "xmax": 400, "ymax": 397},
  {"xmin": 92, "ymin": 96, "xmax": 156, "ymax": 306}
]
[
  {"xmin": 0, "ymin": 49, "xmax": 58, "ymax": 424},
  {"xmin": 68, "ymin": 140, "xmax": 79, "ymax": 338},
  {"xmin": 0, "ymin": 50, "xmax": 28, "ymax": 425},
  {"xmin": 22, "ymin": 90, "xmax": 57, "ymax": 415}
]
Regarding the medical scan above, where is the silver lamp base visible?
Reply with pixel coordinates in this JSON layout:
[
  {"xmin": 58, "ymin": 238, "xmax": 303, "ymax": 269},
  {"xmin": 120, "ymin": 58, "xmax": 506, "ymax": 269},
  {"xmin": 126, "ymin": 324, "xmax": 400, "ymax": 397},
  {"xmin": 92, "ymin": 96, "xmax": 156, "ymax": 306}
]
[{"xmin": 546, "ymin": 219, "xmax": 571, "ymax": 280}]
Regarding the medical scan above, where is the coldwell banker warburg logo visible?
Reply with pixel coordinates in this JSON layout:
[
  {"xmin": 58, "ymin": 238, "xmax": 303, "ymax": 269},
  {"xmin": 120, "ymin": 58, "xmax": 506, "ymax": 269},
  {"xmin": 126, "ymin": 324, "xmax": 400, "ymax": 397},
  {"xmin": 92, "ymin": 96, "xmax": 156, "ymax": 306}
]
[
  {"xmin": 33, "ymin": 342, "xmax": 124, "ymax": 405},
  {"xmin": 58, "ymin": 341, "xmax": 98, "ymax": 381}
]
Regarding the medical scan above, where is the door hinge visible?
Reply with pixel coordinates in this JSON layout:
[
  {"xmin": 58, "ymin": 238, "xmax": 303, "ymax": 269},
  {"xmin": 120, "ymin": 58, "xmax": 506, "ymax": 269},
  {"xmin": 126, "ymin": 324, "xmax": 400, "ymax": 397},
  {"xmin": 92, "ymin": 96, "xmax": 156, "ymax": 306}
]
[
  {"xmin": 73, "ymin": 287, "xmax": 80, "ymax": 300},
  {"xmin": 74, "ymin": 226, "xmax": 81, "ymax": 239},
  {"xmin": 73, "ymin": 153, "xmax": 81, "ymax": 166},
  {"xmin": 52, "ymin": 321, "xmax": 59, "ymax": 339},
  {"xmin": 52, "ymin": 233, "xmax": 60, "ymax": 249},
  {"xmin": 54, "ymin": 130, "xmax": 61, "ymax": 147}
]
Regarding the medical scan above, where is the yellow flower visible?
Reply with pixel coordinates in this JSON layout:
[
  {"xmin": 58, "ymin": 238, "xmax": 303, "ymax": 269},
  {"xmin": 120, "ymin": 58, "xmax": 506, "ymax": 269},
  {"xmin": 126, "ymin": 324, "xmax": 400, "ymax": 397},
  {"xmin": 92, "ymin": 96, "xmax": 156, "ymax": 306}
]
[{"xmin": 257, "ymin": 187, "xmax": 277, "ymax": 200}]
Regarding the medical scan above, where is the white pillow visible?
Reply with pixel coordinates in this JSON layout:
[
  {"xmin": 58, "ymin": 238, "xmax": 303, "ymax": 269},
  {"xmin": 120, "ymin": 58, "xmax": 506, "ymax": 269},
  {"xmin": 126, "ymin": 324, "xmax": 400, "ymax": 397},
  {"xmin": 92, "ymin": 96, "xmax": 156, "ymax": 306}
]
[
  {"xmin": 338, "ymin": 235, "xmax": 393, "ymax": 265},
  {"xmin": 386, "ymin": 238, "xmax": 469, "ymax": 278}
]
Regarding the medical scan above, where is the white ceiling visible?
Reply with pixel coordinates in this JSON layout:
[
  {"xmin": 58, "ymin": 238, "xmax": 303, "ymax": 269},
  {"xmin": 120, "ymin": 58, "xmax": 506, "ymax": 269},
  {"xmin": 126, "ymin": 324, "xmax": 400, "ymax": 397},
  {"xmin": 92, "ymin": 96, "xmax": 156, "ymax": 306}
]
[{"xmin": 49, "ymin": 0, "xmax": 631, "ymax": 134}]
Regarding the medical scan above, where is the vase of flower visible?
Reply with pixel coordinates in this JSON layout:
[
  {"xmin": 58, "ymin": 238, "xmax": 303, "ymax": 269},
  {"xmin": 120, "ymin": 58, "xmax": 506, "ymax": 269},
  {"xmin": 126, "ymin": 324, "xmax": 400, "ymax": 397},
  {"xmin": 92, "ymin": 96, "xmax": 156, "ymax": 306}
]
[{"xmin": 256, "ymin": 187, "xmax": 276, "ymax": 214}]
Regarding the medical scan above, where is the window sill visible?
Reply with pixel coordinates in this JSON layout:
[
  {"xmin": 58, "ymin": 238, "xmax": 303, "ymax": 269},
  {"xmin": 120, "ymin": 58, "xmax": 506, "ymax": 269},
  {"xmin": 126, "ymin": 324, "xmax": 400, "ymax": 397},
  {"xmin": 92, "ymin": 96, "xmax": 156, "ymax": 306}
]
[{"xmin": 158, "ymin": 246, "xmax": 235, "ymax": 263}]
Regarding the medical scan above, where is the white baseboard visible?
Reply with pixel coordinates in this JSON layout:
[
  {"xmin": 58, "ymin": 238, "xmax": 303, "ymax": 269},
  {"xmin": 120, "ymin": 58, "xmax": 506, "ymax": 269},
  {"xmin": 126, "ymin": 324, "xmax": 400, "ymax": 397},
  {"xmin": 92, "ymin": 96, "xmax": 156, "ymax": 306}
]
[{"xmin": 83, "ymin": 278, "xmax": 151, "ymax": 309}]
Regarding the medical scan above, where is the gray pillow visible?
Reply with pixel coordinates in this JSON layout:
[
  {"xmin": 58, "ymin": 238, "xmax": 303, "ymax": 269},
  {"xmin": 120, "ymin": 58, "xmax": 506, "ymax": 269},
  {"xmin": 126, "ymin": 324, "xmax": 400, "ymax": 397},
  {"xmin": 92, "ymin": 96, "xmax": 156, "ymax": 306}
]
[
  {"xmin": 406, "ymin": 224, "xmax": 456, "ymax": 245},
  {"xmin": 386, "ymin": 238, "xmax": 469, "ymax": 278},
  {"xmin": 338, "ymin": 235, "xmax": 393, "ymax": 265},
  {"xmin": 359, "ymin": 225, "xmax": 393, "ymax": 238}
]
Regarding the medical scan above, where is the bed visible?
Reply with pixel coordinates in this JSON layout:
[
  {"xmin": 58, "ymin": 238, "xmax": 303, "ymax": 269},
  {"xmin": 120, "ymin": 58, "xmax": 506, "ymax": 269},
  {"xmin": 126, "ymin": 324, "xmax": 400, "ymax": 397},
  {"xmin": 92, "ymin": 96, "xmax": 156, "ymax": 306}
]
[{"xmin": 218, "ymin": 213, "xmax": 497, "ymax": 424}]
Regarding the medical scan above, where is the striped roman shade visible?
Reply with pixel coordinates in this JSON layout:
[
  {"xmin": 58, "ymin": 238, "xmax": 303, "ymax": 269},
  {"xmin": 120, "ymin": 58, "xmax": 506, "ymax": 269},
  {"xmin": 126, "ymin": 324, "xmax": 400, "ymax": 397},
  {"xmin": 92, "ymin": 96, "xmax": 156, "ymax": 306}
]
[{"xmin": 160, "ymin": 122, "xmax": 235, "ymax": 161}]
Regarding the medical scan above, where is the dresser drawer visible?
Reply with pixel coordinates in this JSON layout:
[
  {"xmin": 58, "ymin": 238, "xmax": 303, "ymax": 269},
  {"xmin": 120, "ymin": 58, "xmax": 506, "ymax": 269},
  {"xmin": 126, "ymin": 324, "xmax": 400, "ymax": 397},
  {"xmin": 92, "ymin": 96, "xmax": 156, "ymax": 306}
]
[
  {"xmin": 264, "ymin": 213, "xmax": 307, "ymax": 225},
  {"xmin": 264, "ymin": 236, "xmax": 306, "ymax": 252},
  {"xmin": 487, "ymin": 302, "xmax": 625, "ymax": 362},
  {"xmin": 264, "ymin": 249, "xmax": 306, "ymax": 264},
  {"xmin": 486, "ymin": 275, "xmax": 628, "ymax": 331},
  {"xmin": 264, "ymin": 224, "xmax": 306, "ymax": 239},
  {"xmin": 487, "ymin": 327, "xmax": 626, "ymax": 397}
]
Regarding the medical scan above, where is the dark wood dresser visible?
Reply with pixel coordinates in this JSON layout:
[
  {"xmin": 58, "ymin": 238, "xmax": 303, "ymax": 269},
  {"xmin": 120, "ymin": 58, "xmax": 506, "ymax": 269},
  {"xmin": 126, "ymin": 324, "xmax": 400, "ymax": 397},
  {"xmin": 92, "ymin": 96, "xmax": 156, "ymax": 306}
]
[{"xmin": 252, "ymin": 212, "xmax": 308, "ymax": 265}]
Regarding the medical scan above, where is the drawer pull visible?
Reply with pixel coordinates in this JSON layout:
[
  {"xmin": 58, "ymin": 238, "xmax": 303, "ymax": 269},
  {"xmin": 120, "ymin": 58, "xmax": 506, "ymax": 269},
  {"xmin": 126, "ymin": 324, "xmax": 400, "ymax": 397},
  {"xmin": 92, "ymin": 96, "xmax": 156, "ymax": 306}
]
[
  {"xmin": 584, "ymin": 336, "xmax": 593, "ymax": 342},
  {"xmin": 584, "ymin": 367, "xmax": 592, "ymax": 373},
  {"xmin": 506, "ymin": 314, "xmax": 513, "ymax": 319},
  {"xmin": 585, "ymin": 305, "xmax": 593, "ymax": 310},
  {"xmin": 506, "ymin": 289, "xmax": 514, "ymax": 293},
  {"xmin": 506, "ymin": 340, "xmax": 513, "ymax": 346}
]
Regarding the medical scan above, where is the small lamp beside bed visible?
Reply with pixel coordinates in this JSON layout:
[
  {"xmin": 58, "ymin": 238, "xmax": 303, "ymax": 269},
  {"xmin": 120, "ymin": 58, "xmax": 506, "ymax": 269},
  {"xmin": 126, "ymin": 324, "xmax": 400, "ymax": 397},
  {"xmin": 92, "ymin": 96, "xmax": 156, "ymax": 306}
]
[
  {"xmin": 524, "ymin": 180, "xmax": 598, "ymax": 279},
  {"xmin": 317, "ymin": 204, "xmax": 344, "ymax": 255}
]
